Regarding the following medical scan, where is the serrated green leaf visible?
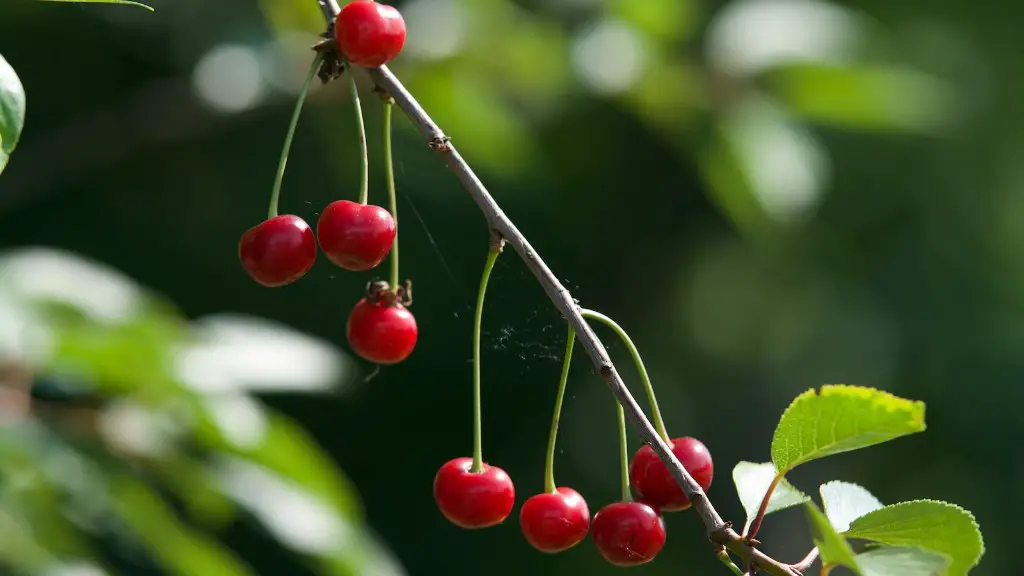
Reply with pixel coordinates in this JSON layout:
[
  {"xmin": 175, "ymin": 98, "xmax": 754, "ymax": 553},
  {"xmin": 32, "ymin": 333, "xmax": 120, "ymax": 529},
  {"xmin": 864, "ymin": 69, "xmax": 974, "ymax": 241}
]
[
  {"xmin": 35, "ymin": 0, "xmax": 154, "ymax": 11},
  {"xmin": 820, "ymin": 480, "xmax": 884, "ymax": 532},
  {"xmin": 805, "ymin": 502, "xmax": 861, "ymax": 575},
  {"xmin": 846, "ymin": 500, "xmax": 984, "ymax": 576},
  {"xmin": 732, "ymin": 461, "xmax": 810, "ymax": 525},
  {"xmin": 771, "ymin": 385, "xmax": 926, "ymax": 472},
  {"xmin": 0, "ymin": 53, "xmax": 26, "ymax": 176},
  {"xmin": 856, "ymin": 546, "xmax": 950, "ymax": 576}
]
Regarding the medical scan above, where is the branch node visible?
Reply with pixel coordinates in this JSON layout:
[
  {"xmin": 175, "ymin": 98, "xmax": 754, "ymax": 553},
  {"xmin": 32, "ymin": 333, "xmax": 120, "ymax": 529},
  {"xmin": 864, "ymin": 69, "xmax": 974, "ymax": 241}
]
[
  {"xmin": 429, "ymin": 136, "xmax": 452, "ymax": 152},
  {"xmin": 373, "ymin": 85, "xmax": 396, "ymax": 104},
  {"xmin": 488, "ymin": 231, "xmax": 505, "ymax": 253}
]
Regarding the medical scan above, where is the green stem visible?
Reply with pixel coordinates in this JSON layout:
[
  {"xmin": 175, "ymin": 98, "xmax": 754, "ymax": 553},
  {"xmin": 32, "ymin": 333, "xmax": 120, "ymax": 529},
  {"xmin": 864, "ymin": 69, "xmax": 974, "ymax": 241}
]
[
  {"xmin": 617, "ymin": 400, "xmax": 630, "ymax": 502},
  {"xmin": 715, "ymin": 551, "xmax": 745, "ymax": 576},
  {"xmin": 470, "ymin": 244, "xmax": 502, "ymax": 473},
  {"xmin": 543, "ymin": 326, "xmax": 575, "ymax": 494},
  {"xmin": 581, "ymin": 309, "xmax": 671, "ymax": 443},
  {"xmin": 382, "ymin": 100, "xmax": 399, "ymax": 288},
  {"xmin": 345, "ymin": 61, "xmax": 369, "ymax": 205},
  {"xmin": 268, "ymin": 54, "xmax": 321, "ymax": 219}
]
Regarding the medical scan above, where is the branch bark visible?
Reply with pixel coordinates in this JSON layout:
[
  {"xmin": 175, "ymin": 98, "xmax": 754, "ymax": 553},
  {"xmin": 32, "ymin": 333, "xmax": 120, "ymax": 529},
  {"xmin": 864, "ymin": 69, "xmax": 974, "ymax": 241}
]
[{"xmin": 313, "ymin": 3, "xmax": 797, "ymax": 574}]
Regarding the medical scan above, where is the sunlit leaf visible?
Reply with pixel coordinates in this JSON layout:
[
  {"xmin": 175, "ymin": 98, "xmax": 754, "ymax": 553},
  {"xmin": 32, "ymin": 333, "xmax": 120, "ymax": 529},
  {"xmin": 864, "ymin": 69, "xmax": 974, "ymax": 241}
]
[
  {"xmin": 820, "ymin": 480, "xmax": 884, "ymax": 532},
  {"xmin": 856, "ymin": 546, "xmax": 949, "ymax": 576},
  {"xmin": 0, "ymin": 53, "xmax": 26, "ymax": 176},
  {"xmin": 772, "ymin": 385, "xmax": 926, "ymax": 472},
  {"xmin": 35, "ymin": 0, "xmax": 153, "ymax": 11},
  {"xmin": 196, "ymin": 411, "xmax": 362, "ymax": 521},
  {"xmin": 111, "ymin": 476, "xmax": 255, "ymax": 576},
  {"xmin": 765, "ymin": 63, "xmax": 956, "ymax": 133},
  {"xmin": 804, "ymin": 502, "xmax": 861, "ymax": 575},
  {"xmin": 731, "ymin": 461, "xmax": 809, "ymax": 525},
  {"xmin": 699, "ymin": 94, "xmax": 828, "ymax": 240},
  {"xmin": 846, "ymin": 500, "xmax": 984, "ymax": 576}
]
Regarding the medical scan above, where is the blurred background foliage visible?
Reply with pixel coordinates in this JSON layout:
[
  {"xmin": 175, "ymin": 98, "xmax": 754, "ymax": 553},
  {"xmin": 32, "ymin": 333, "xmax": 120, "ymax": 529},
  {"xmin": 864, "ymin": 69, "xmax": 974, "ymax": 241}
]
[{"xmin": 0, "ymin": 0, "xmax": 1015, "ymax": 574}]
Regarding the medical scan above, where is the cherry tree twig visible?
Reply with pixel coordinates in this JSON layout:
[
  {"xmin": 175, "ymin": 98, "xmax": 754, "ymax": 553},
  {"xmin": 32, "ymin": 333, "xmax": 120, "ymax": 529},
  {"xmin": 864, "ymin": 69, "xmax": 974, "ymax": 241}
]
[{"xmin": 313, "ymin": 2, "xmax": 799, "ymax": 573}]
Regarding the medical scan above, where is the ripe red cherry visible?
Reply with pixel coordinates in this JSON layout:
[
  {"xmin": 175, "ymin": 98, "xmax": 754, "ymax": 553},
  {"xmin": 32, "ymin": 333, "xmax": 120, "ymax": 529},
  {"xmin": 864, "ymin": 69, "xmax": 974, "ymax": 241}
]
[
  {"xmin": 346, "ymin": 297, "xmax": 417, "ymax": 364},
  {"xmin": 630, "ymin": 436, "xmax": 713, "ymax": 512},
  {"xmin": 520, "ymin": 487, "xmax": 590, "ymax": 553},
  {"xmin": 591, "ymin": 501, "xmax": 666, "ymax": 566},
  {"xmin": 334, "ymin": 0, "xmax": 407, "ymax": 68},
  {"xmin": 238, "ymin": 214, "xmax": 316, "ymax": 287},
  {"xmin": 316, "ymin": 200, "xmax": 396, "ymax": 271},
  {"xmin": 434, "ymin": 457, "xmax": 515, "ymax": 529}
]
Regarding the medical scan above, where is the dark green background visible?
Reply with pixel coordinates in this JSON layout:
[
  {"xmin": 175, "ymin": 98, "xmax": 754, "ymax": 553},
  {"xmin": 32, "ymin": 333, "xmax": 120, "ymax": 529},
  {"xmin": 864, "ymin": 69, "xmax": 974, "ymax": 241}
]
[{"xmin": 0, "ymin": 0, "xmax": 1018, "ymax": 574}]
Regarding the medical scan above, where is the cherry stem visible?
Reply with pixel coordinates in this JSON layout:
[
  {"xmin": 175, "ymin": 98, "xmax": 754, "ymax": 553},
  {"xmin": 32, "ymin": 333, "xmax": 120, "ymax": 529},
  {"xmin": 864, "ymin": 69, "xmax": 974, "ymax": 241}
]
[
  {"xmin": 345, "ymin": 60, "xmax": 369, "ymax": 206},
  {"xmin": 580, "ymin": 309, "xmax": 671, "ymax": 443},
  {"xmin": 617, "ymin": 399, "xmax": 630, "ymax": 502},
  {"xmin": 382, "ymin": 100, "xmax": 399, "ymax": 288},
  {"xmin": 471, "ymin": 240, "xmax": 502, "ymax": 473},
  {"xmin": 744, "ymin": 472, "xmax": 783, "ymax": 539},
  {"xmin": 268, "ymin": 54, "xmax": 321, "ymax": 220},
  {"xmin": 716, "ymin": 549, "xmax": 745, "ymax": 576},
  {"xmin": 543, "ymin": 325, "xmax": 575, "ymax": 494}
]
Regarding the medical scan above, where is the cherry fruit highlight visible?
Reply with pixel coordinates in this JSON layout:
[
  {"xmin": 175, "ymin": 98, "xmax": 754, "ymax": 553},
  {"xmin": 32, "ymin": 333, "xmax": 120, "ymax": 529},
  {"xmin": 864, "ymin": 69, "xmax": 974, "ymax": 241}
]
[
  {"xmin": 317, "ymin": 200, "xmax": 397, "ymax": 271},
  {"xmin": 629, "ymin": 436, "xmax": 713, "ymax": 512},
  {"xmin": 590, "ymin": 501, "xmax": 666, "ymax": 566},
  {"xmin": 519, "ymin": 487, "xmax": 590, "ymax": 553},
  {"xmin": 346, "ymin": 296, "xmax": 417, "ymax": 364},
  {"xmin": 239, "ymin": 215, "xmax": 317, "ymax": 287},
  {"xmin": 334, "ymin": 0, "xmax": 407, "ymax": 68},
  {"xmin": 434, "ymin": 457, "xmax": 515, "ymax": 529}
]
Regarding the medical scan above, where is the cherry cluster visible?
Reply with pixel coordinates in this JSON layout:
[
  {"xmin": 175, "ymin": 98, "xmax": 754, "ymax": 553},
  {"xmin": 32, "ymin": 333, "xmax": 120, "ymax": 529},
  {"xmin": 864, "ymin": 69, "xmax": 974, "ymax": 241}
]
[
  {"xmin": 238, "ymin": 0, "xmax": 415, "ymax": 365},
  {"xmin": 432, "ymin": 248, "xmax": 715, "ymax": 568},
  {"xmin": 240, "ymin": 1, "xmax": 715, "ymax": 569}
]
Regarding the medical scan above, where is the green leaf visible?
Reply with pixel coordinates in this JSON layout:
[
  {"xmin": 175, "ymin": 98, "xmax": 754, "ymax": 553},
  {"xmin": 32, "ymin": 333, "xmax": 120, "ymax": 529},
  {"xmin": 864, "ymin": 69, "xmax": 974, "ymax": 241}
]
[
  {"xmin": 764, "ymin": 63, "xmax": 955, "ymax": 134},
  {"xmin": 820, "ymin": 480, "xmax": 884, "ymax": 532},
  {"xmin": 771, "ymin": 385, "xmax": 926, "ymax": 472},
  {"xmin": 731, "ymin": 461, "xmax": 809, "ymax": 525},
  {"xmin": 196, "ymin": 410, "xmax": 362, "ymax": 522},
  {"xmin": 0, "ymin": 53, "xmax": 26, "ymax": 176},
  {"xmin": 804, "ymin": 502, "xmax": 861, "ymax": 575},
  {"xmin": 856, "ymin": 546, "xmax": 950, "ymax": 576},
  {"xmin": 35, "ymin": 0, "xmax": 154, "ymax": 11},
  {"xmin": 698, "ymin": 94, "xmax": 828, "ymax": 239},
  {"xmin": 111, "ymin": 475, "xmax": 255, "ymax": 576},
  {"xmin": 846, "ymin": 500, "xmax": 984, "ymax": 576}
]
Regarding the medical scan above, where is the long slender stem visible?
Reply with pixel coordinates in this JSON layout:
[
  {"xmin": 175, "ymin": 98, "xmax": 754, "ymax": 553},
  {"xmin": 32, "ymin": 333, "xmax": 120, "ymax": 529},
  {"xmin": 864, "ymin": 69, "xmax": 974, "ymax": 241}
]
[
  {"xmin": 471, "ymin": 240, "xmax": 502, "ymax": 473},
  {"xmin": 580, "ymin": 309, "xmax": 670, "ymax": 442},
  {"xmin": 312, "ymin": 6, "xmax": 802, "ymax": 573},
  {"xmin": 346, "ymin": 62, "xmax": 369, "ymax": 205},
  {"xmin": 268, "ymin": 55, "xmax": 321, "ymax": 219},
  {"xmin": 382, "ymin": 100, "xmax": 399, "ymax": 288},
  {"xmin": 544, "ymin": 326, "xmax": 575, "ymax": 494},
  {"xmin": 617, "ymin": 401, "xmax": 630, "ymax": 502},
  {"xmin": 745, "ymin": 472, "xmax": 783, "ymax": 539}
]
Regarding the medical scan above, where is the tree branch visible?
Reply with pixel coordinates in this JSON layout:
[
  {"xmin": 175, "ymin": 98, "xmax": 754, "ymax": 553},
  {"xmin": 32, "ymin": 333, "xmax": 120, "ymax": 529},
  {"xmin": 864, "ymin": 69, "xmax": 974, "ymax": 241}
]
[{"xmin": 312, "ymin": 4, "xmax": 796, "ymax": 574}]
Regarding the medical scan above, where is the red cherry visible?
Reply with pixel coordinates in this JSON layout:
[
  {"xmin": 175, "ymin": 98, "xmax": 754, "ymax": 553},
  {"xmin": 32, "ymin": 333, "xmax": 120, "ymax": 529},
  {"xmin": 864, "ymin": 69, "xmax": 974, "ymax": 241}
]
[
  {"xmin": 334, "ymin": 0, "xmax": 407, "ymax": 68},
  {"xmin": 346, "ymin": 297, "xmax": 417, "ymax": 364},
  {"xmin": 238, "ymin": 214, "xmax": 316, "ymax": 287},
  {"xmin": 629, "ymin": 436, "xmax": 713, "ymax": 512},
  {"xmin": 433, "ymin": 457, "xmax": 515, "ymax": 529},
  {"xmin": 316, "ymin": 200, "xmax": 396, "ymax": 271},
  {"xmin": 590, "ymin": 501, "xmax": 666, "ymax": 566},
  {"xmin": 519, "ymin": 487, "xmax": 590, "ymax": 553}
]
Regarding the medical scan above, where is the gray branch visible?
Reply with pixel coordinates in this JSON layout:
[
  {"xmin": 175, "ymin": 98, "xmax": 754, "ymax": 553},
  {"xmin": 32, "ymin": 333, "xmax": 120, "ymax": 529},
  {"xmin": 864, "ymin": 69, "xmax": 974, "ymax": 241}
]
[{"xmin": 313, "ymin": 3, "xmax": 798, "ymax": 574}]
